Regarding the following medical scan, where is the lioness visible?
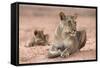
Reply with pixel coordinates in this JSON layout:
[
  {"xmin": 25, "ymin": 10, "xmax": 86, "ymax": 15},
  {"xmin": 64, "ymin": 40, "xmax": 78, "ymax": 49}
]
[{"xmin": 48, "ymin": 12, "xmax": 86, "ymax": 58}]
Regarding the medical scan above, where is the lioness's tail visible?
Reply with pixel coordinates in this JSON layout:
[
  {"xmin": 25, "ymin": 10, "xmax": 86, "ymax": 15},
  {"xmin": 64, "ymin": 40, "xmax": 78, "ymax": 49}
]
[{"xmin": 77, "ymin": 30, "xmax": 87, "ymax": 49}]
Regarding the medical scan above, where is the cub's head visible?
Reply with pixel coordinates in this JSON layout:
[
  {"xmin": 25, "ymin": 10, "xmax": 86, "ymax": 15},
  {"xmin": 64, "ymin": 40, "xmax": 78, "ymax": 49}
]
[
  {"xmin": 34, "ymin": 30, "xmax": 44, "ymax": 38},
  {"xmin": 59, "ymin": 12, "xmax": 77, "ymax": 35}
]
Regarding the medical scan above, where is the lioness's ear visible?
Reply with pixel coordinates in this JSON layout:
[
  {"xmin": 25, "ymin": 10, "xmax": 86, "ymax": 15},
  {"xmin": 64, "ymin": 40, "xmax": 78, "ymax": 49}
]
[
  {"xmin": 59, "ymin": 12, "xmax": 66, "ymax": 20},
  {"xmin": 73, "ymin": 13, "xmax": 78, "ymax": 20},
  {"xmin": 34, "ymin": 30, "xmax": 38, "ymax": 36}
]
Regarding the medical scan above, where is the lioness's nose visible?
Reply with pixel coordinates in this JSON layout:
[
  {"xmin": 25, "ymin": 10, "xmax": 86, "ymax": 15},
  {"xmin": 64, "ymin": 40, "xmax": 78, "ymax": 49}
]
[{"xmin": 68, "ymin": 20, "xmax": 71, "ymax": 23}]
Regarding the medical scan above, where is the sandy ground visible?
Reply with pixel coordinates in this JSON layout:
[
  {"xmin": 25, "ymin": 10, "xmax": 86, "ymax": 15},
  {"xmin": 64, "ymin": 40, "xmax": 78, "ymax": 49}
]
[{"xmin": 19, "ymin": 5, "xmax": 96, "ymax": 64}]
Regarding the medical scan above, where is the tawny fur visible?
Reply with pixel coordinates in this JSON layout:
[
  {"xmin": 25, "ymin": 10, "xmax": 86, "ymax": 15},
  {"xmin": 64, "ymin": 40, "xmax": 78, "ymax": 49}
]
[
  {"xmin": 48, "ymin": 12, "xmax": 87, "ymax": 58},
  {"xmin": 25, "ymin": 30, "xmax": 49, "ymax": 47}
]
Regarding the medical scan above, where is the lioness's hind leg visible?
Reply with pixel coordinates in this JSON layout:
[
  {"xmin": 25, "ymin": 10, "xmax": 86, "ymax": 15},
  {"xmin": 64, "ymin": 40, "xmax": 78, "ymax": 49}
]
[{"xmin": 77, "ymin": 30, "xmax": 87, "ymax": 49}]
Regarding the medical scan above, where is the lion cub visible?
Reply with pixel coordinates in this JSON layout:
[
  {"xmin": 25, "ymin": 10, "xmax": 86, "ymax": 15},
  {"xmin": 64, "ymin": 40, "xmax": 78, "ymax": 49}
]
[
  {"xmin": 48, "ymin": 12, "xmax": 86, "ymax": 58},
  {"xmin": 25, "ymin": 29, "xmax": 49, "ymax": 47}
]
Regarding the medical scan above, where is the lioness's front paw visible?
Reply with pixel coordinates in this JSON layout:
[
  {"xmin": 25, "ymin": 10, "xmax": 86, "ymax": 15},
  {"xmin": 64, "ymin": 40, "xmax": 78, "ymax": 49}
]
[{"xmin": 61, "ymin": 52, "xmax": 70, "ymax": 58}]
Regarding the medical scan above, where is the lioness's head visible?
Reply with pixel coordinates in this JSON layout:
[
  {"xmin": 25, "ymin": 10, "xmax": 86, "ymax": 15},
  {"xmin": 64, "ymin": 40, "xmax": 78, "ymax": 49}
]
[{"xmin": 59, "ymin": 12, "xmax": 77, "ymax": 36}]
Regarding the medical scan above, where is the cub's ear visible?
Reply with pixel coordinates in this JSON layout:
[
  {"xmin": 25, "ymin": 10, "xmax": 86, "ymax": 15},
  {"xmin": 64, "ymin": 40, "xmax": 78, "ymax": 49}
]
[{"xmin": 59, "ymin": 12, "xmax": 66, "ymax": 20}]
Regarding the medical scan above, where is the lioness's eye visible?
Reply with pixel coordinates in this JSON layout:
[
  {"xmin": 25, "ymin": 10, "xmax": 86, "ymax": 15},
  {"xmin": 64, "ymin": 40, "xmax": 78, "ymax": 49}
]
[
  {"xmin": 74, "ymin": 21, "xmax": 76, "ymax": 24},
  {"xmin": 68, "ymin": 20, "xmax": 71, "ymax": 23}
]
